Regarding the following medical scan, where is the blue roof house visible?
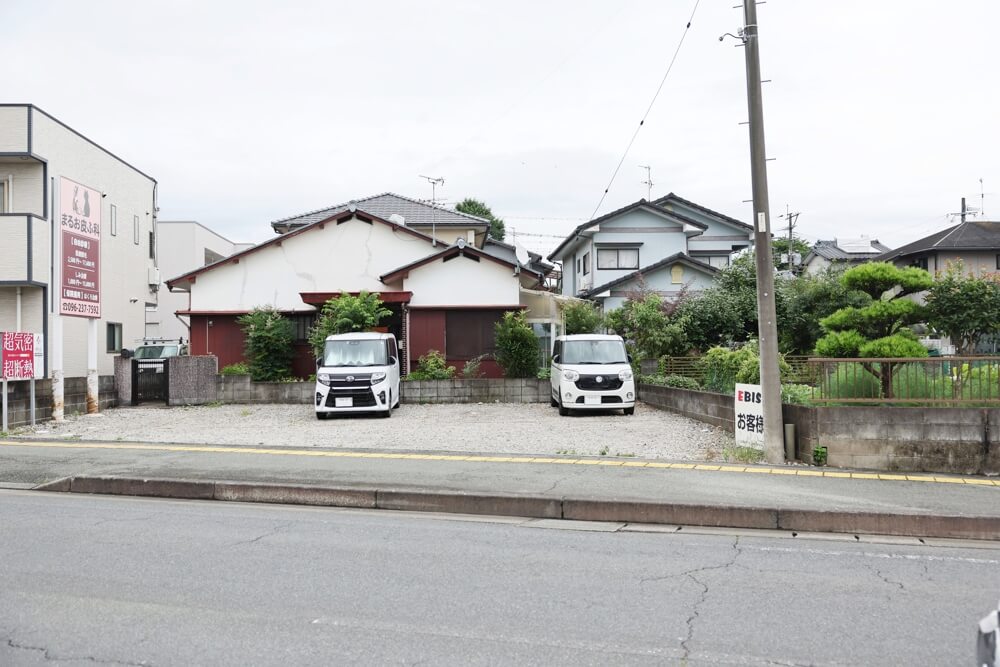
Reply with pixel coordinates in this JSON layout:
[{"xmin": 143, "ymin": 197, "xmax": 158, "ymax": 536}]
[{"xmin": 547, "ymin": 193, "xmax": 753, "ymax": 312}]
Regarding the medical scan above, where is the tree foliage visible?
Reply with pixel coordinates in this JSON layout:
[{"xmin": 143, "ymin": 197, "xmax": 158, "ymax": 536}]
[
  {"xmin": 604, "ymin": 293, "xmax": 689, "ymax": 365},
  {"xmin": 406, "ymin": 350, "xmax": 456, "ymax": 380},
  {"xmin": 456, "ymin": 197, "xmax": 505, "ymax": 241},
  {"xmin": 562, "ymin": 300, "xmax": 603, "ymax": 335},
  {"xmin": 237, "ymin": 306, "xmax": 295, "ymax": 382},
  {"xmin": 494, "ymin": 311, "xmax": 539, "ymax": 378},
  {"xmin": 925, "ymin": 262, "xmax": 1000, "ymax": 354},
  {"xmin": 308, "ymin": 291, "xmax": 392, "ymax": 356}
]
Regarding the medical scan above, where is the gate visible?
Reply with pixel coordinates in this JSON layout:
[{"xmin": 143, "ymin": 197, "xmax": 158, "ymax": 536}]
[{"xmin": 131, "ymin": 358, "xmax": 169, "ymax": 405}]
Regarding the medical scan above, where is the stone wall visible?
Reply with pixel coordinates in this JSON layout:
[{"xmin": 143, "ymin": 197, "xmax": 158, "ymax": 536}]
[
  {"xmin": 167, "ymin": 356, "xmax": 220, "ymax": 406},
  {"xmin": 400, "ymin": 378, "xmax": 550, "ymax": 404},
  {"xmin": 2, "ymin": 376, "xmax": 116, "ymax": 428},
  {"xmin": 638, "ymin": 382, "xmax": 1000, "ymax": 475}
]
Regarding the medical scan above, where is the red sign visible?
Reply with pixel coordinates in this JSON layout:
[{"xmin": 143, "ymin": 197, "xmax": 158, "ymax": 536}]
[
  {"xmin": 59, "ymin": 177, "xmax": 101, "ymax": 318},
  {"xmin": 1, "ymin": 332, "xmax": 34, "ymax": 380}
]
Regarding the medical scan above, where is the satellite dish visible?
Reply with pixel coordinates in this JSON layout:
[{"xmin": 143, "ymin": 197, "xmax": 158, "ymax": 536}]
[{"xmin": 514, "ymin": 242, "xmax": 531, "ymax": 266}]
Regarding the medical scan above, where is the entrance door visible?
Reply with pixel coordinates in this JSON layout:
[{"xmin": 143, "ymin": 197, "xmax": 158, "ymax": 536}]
[{"xmin": 132, "ymin": 359, "xmax": 169, "ymax": 405}]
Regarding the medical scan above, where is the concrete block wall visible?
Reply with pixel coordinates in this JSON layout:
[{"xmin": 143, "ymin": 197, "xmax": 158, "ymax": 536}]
[
  {"xmin": 216, "ymin": 375, "xmax": 313, "ymax": 404},
  {"xmin": 638, "ymin": 383, "xmax": 734, "ymax": 431},
  {"xmin": 3, "ymin": 376, "xmax": 116, "ymax": 428},
  {"xmin": 400, "ymin": 379, "xmax": 549, "ymax": 404},
  {"xmin": 167, "ymin": 356, "xmax": 219, "ymax": 406}
]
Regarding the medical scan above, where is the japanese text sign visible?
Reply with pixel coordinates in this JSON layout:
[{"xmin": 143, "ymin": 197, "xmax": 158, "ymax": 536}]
[
  {"xmin": 59, "ymin": 176, "xmax": 101, "ymax": 318},
  {"xmin": 734, "ymin": 383, "xmax": 764, "ymax": 446},
  {"xmin": 1, "ymin": 332, "xmax": 43, "ymax": 380}
]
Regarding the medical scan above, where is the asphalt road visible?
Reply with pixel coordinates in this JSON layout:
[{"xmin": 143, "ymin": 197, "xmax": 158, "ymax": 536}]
[{"xmin": 1, "ymin": 491, "xmax": 997, "ymax": 666}]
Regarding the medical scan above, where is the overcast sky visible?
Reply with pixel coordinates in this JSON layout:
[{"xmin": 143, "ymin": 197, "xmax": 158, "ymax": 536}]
[{"xmin": 6, "ymin": 1, "xmax": 998, "ymax": 255}]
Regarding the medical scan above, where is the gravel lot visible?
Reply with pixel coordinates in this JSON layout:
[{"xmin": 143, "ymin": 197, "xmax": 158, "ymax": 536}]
[{"xmin": 14, "ymin": 402, "xmax": 734, "ymax": 460}]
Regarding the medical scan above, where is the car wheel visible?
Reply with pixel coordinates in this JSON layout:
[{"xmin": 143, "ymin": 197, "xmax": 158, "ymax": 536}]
[
  {"xmin": 382, "ymin": 393, "xmax": 393, "ymax": 418},
  {"xmin": 558, "ymin": 397, "xmax": 570, "ymax": 417},
  {"xmin": 316, "ymin": 412, "xmax": 329, "ymax": 420},
  {"xmin": 623, "ymin": 406, "xmax": 635, "ymax": 416},
  {"xmin": 550, "ymin": 394, "xmax": 559, "ymax": 408}
]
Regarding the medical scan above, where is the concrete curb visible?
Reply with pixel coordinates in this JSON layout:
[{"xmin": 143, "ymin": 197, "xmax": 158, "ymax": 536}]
[{"xmin": 33, "ymin": 475, "xmax": 1000, "ymax": 541}]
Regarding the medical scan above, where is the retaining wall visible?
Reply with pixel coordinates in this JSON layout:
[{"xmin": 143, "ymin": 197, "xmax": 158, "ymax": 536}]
[
  {"xmin": 2, "ymin": 376, "xmax": 117, "ymax": 428},
  {"xmin": 638, "ymin": 382, "xmax": 1000, "ymax": 475}
]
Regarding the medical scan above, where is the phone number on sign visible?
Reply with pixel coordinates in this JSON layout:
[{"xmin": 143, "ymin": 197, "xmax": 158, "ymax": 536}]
[{"xmin": 62, "ymin": 302, "xmax": 100, "ymax": 315}]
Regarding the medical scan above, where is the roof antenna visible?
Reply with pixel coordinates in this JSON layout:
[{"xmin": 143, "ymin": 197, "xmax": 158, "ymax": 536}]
[
  {"xmin": 639, "ymin": 165, "xmax": 654, "ymax": 201},
  {"xmin": 419, "ymin": 175, "xmax": 445, "ymax": 246}
]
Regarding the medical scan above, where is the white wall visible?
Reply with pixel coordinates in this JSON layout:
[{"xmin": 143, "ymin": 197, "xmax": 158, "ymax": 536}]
[
  {"xmin": 404, "ymin": 254, "xmax": 520, "ymax": 307},
  {"xmin": 0, "ymin": 106, "xmax": 29, "ymax": 152},
  {"xmin": 187, "ymin": 216, "xmax": 437, "ymax": 312}
]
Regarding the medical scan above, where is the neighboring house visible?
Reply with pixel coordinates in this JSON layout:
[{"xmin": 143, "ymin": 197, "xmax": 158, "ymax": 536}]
[
  {"xmin": 547, "ymin": 193, "xmax": 752, "ymax": 312},
  {"xmin": 0, "ymin": 104, "xmax": 157, "ymax": 387},
  {"xmin": 151, "ymin": 220, "xmax": 253, "ymax": 343},
  {"xmin": 166, "ymin": 197, "xmax": 549, "ymax": 378},
  {"xmin": 878, "ymin": 220, "xmax": 1000, "ymax": 276},
  {"xmin": 802, "ymin": 237, "xmax": 891, "ymax": 275}
]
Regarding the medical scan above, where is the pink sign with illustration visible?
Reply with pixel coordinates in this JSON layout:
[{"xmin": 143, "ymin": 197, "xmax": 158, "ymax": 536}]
[{"xmin": 59, "ymin": 177, "xmax": 101, "ymax": 318}]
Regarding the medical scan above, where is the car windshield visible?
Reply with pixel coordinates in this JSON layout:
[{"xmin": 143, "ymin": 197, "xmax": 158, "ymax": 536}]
[
  {"xmin": 134, "ymin": 345, "xmax": 179, "ymax": 359},
  {"xmin": 561, "ymin": 340, "xmax": 628, "ymax": 365},
  {"xmin": 323, "ymin": 339, "xmax": 388, "ymax": 367}
]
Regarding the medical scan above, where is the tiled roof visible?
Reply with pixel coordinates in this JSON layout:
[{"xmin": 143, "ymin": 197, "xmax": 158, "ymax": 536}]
[
  {"xmin": 582, "ymin": 252, "xmax": 718, "ymax": 298},
  {"xmin": 653, "ymin": 192, "xmax": 752, "ymax": 231},
  {"xmin": 879, "ymin": 221, "xmax": 1000, "ymax": 261},
  {"xmin": 271, "ymin": 192, "xmax": 491, "ymax": 232},
  {"xmin": 810, "ymin": 238, "xmax": 891, "ymax": 261}
]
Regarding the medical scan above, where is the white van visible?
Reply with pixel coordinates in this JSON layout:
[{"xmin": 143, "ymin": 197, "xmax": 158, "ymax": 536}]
[
  {"xmin": 550, "ymin": 334, "xmax": 635, "ymax": 416},
  {"xmin": 314, "ymin": 332, "xmax": 401, "ymax": 419}
]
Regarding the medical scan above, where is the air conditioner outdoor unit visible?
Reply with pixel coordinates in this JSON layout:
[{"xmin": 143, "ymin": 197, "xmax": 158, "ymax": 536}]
[{"xmin": 147, "ymin": 267, "xmax": 161, "ymax": 286}]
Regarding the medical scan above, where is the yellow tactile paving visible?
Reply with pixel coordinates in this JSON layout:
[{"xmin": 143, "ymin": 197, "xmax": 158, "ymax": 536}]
[{"xmin": 0, "ymin": 440, "xmax": 995, "ymax": 489}]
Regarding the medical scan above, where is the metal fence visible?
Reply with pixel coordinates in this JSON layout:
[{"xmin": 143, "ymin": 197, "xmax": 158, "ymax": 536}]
[
  {"xmin": 654, "ymin": 355, "xmax": 815, "ymax": 384},
  {"xmin": 808, "ymin": 357, "xmax": 1000, "ymax": 405}
]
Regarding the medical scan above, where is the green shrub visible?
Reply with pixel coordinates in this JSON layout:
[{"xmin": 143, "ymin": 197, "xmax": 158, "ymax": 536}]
[
  {"xmin": 237, "ymin": 306, "xmax": 295, "ymax": 382},
  {"xmin": 220, "ymin": 362, "xmax": 250, "ymax": 376},
  {"xmin": 563, "ymin": 301, "xmax": 603, "ymax": 335},
  {"xmin": 536, "ymin": 366, "xmax": 551, "ymax": 380},
  {"xmin": 781, "ymin": 383, "xmax": 812, "ymax": 405},
  {"xmin": 698, "ymin": 341, "xmax": 790, "ymax": 394},
  {"xmin": 308, "ymin": 291, "xmax": 392, "ymax": 356},
  {"xmin": 494, "ymin": 311, "xmax": 540, "ymax": 378},
  {"xmin": 405, "ymin": 350, "xmax": 456, "ymax": 380},
  {"xmin": 662, "ymin": 374, "xmax": 701, "ymax": 390},
  {"xmin": 461, "ymin": 354, "xmax": 487, "ymax": 379}
]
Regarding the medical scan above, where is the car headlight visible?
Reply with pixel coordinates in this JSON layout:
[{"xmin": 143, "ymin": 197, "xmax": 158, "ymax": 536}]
[
  {"xmin": 562, "ymin": 370, "xmax": 579, "ymax": 382},
  {"xmin": 317, "ymin": 373, "xmax": 334, "ymax": 386},
  {"xmin": 619, "ymin": 369, "xmax": 633, "ymax": 381},
  {"xmin": 370, "ymin": 371, "xmax": 387, "ymax": 384}
]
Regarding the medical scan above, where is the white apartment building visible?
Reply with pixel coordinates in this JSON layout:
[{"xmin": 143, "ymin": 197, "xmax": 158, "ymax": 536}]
[
  {"xmin": 152, "ymin": 220, "xmax": 252, "ymax": 342},
  {"xmin": 0, "ymin": 104, "xmax": 157, "ymax": 389}
]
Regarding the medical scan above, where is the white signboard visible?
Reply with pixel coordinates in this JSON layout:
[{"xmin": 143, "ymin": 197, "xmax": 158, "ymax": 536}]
[{"xmin": 734, "ymin": 383, "xmax": 764, "ymax": 446}]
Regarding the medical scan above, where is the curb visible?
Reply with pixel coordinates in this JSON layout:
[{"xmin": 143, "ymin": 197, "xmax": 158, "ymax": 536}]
[{"xmin": 33, "ymin": 475, "xmax": 1000, "ymax": 541}]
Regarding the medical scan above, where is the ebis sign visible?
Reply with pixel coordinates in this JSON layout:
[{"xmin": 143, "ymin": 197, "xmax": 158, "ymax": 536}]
[{"xmin": 734, "ymin": 383, "xmax": 764, "ymax": 446}]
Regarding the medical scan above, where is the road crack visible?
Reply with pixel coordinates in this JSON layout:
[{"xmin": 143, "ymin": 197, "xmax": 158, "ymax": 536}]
[
  {"xmin": 4, "ymin": 637, "xmax": 149, "ymax": 665},
  {"xmin": 230, "ymin": 519, "xmax": 294, "ymax": 547}
]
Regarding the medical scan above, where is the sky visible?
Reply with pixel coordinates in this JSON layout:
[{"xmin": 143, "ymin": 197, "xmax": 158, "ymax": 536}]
[{"xmin": 5, "ymin": 1, "xmax": 998, "ymax": 256}]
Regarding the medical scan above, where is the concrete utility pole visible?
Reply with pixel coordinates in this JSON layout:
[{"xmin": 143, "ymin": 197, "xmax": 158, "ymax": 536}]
[{"xmin": 741, "ymin": 0, "xmax": 785, "ymax": 463}]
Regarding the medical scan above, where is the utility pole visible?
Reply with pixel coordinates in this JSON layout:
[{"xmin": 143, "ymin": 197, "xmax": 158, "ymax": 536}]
[
  {"xmin": 741, "ymin": 0, "xmax": 785, "ymax": 463},
  {"xmin": 779, "ymin": 205, "xmax": 800, "ymax": 272}
]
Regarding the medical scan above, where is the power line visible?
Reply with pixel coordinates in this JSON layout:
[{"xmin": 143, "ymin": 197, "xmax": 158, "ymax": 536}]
[{"xmin": 588, "ymin": 0, "xmax": 701, "ymax": 221}]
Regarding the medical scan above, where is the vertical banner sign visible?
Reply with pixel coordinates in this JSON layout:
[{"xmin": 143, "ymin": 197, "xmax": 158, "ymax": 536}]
[
  {"xmin": 734, "ymin": 383, "xmax": 764, "ymax": 446},
  {"xmin": 59, "ymin": 177, "xmax": 101, "ymax": 318},
  {"xmin": 1, "ymin": 332, "xmax": 34, "ymax": 380}
]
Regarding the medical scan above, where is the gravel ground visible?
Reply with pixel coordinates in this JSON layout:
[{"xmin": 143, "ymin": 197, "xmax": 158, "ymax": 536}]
[{"xmin": 12, "ymin": 402, "xmax": 734, "ymax": 460}]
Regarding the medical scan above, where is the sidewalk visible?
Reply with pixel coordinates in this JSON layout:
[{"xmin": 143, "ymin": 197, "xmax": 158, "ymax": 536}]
[{"xmin": 2, "ymin": 437, "xmax": 999, "ymax": 541}]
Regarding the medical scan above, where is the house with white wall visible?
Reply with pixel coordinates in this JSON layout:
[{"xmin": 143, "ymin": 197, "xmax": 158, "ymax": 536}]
[
  {"xmin": 152, "ymin": 220, "xmax": 252, "ymax": 342},
  {"xmin": 802, "ymin": 237, "xmax": 891, "ymax": 275},
  {"xmin": 0, "ymin": 104, "xmax": 156, "ymax": 414},
  {"xmin": 547, "ymin": 193, "xmax": 752, "ymax": 312},
  {"xmin": 166, "ymin": 200, "xmax": 547, "ymax": 377}
]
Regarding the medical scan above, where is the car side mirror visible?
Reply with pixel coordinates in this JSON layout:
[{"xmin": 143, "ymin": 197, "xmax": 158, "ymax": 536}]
[
  {"xmin": 551, "ymin": 354, "xmax": 559, "ymax": 364},
  {"xmin": 315, "ymin": 357, "xmax": 323, "ymax": 369},
  {"xmin": 627, "ymin": 354, "xmax": 634, "ymax": 364},
  {"xmin": 388, "ymin": 356, "xmax": 397, "ymax": 366}
]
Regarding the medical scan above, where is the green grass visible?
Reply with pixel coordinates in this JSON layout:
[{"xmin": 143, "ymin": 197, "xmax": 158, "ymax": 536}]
[{"xmin": 723, "ymin": 446, "xmax": 765, "ymax": 464}]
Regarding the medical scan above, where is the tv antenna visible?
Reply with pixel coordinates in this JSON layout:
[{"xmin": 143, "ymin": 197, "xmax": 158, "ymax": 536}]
[
  {"xmin": 639, "ymin": 165, "xmax": 654, "ymax": 201},
  {"xmin": 419, "ymin": 175, "xmax": 445, "ymax": 205}
]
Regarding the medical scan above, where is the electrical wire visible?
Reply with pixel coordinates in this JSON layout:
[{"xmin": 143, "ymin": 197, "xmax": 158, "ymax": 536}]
[{"xmin": 588, "ymin": 0, "xmax": 701, "ymax": 221}]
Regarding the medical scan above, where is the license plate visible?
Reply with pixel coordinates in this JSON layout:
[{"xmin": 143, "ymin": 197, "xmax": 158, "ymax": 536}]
[
  {"xmin": 335, "ymin": 397, "xmax": 353, "ymax": 408},
  {"xmin": 584, "ymin": 395, "xmax": 601, "ymax": 405}
]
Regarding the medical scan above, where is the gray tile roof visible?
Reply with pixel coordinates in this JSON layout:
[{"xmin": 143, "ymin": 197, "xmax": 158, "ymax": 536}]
[
  {"xmin": 811, "ymin": 238, "xmax": 891, "ymax": 261},
  {"xmin": 271, "ymin": 193, "xmax": 491, "ymax": 233},
  {"xmin": 879, "ymin": 221, "xmax": 1000, "ymax": 261}
]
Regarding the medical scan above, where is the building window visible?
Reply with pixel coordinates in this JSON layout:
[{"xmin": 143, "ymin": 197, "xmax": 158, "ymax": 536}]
[
  {"xmin": 287, "ymin": 314, "xmax": 317, "ymax": 343},
  {"xmin": 582, "ymin": 252, "xmax": 591, "ymax": 275},
  {"xmin": 576, "ymin": 258, "xmax": 581, "ymax": 274},
  {"xmin": 110, "ymin": 205, "xmax": 117, "ymax": 236},
  {"xmin": 446, "ymin": 310, "xmax": 502, "ymax": 360},
  {"xmin": 708, "ymin": 255, "xmax": 730, "ymax": 269},
  {"xmin": 996, "ymin": 254, "xmax": 1000, "ymax": 270},
  {"xmin": 911, "ymin": 257, "xmax": 928, "ymax": 270},
  {"xmin": 106, "ymin": 322, "xmax": 122, "ymax": 353},
  {"xmin": 597, "ymin": 248, "xmax": 639, "ymax": 270},
  {"xmin": 149, "ymin": 231, "xmax": 155, "ymax": 260},
  {"xmin": 133, "ymin": 215, "xmax": 140, "ymax": 245},
  {"xmin": 0, "ymin": 181, "xmax": 6, "ymax": 213}
]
